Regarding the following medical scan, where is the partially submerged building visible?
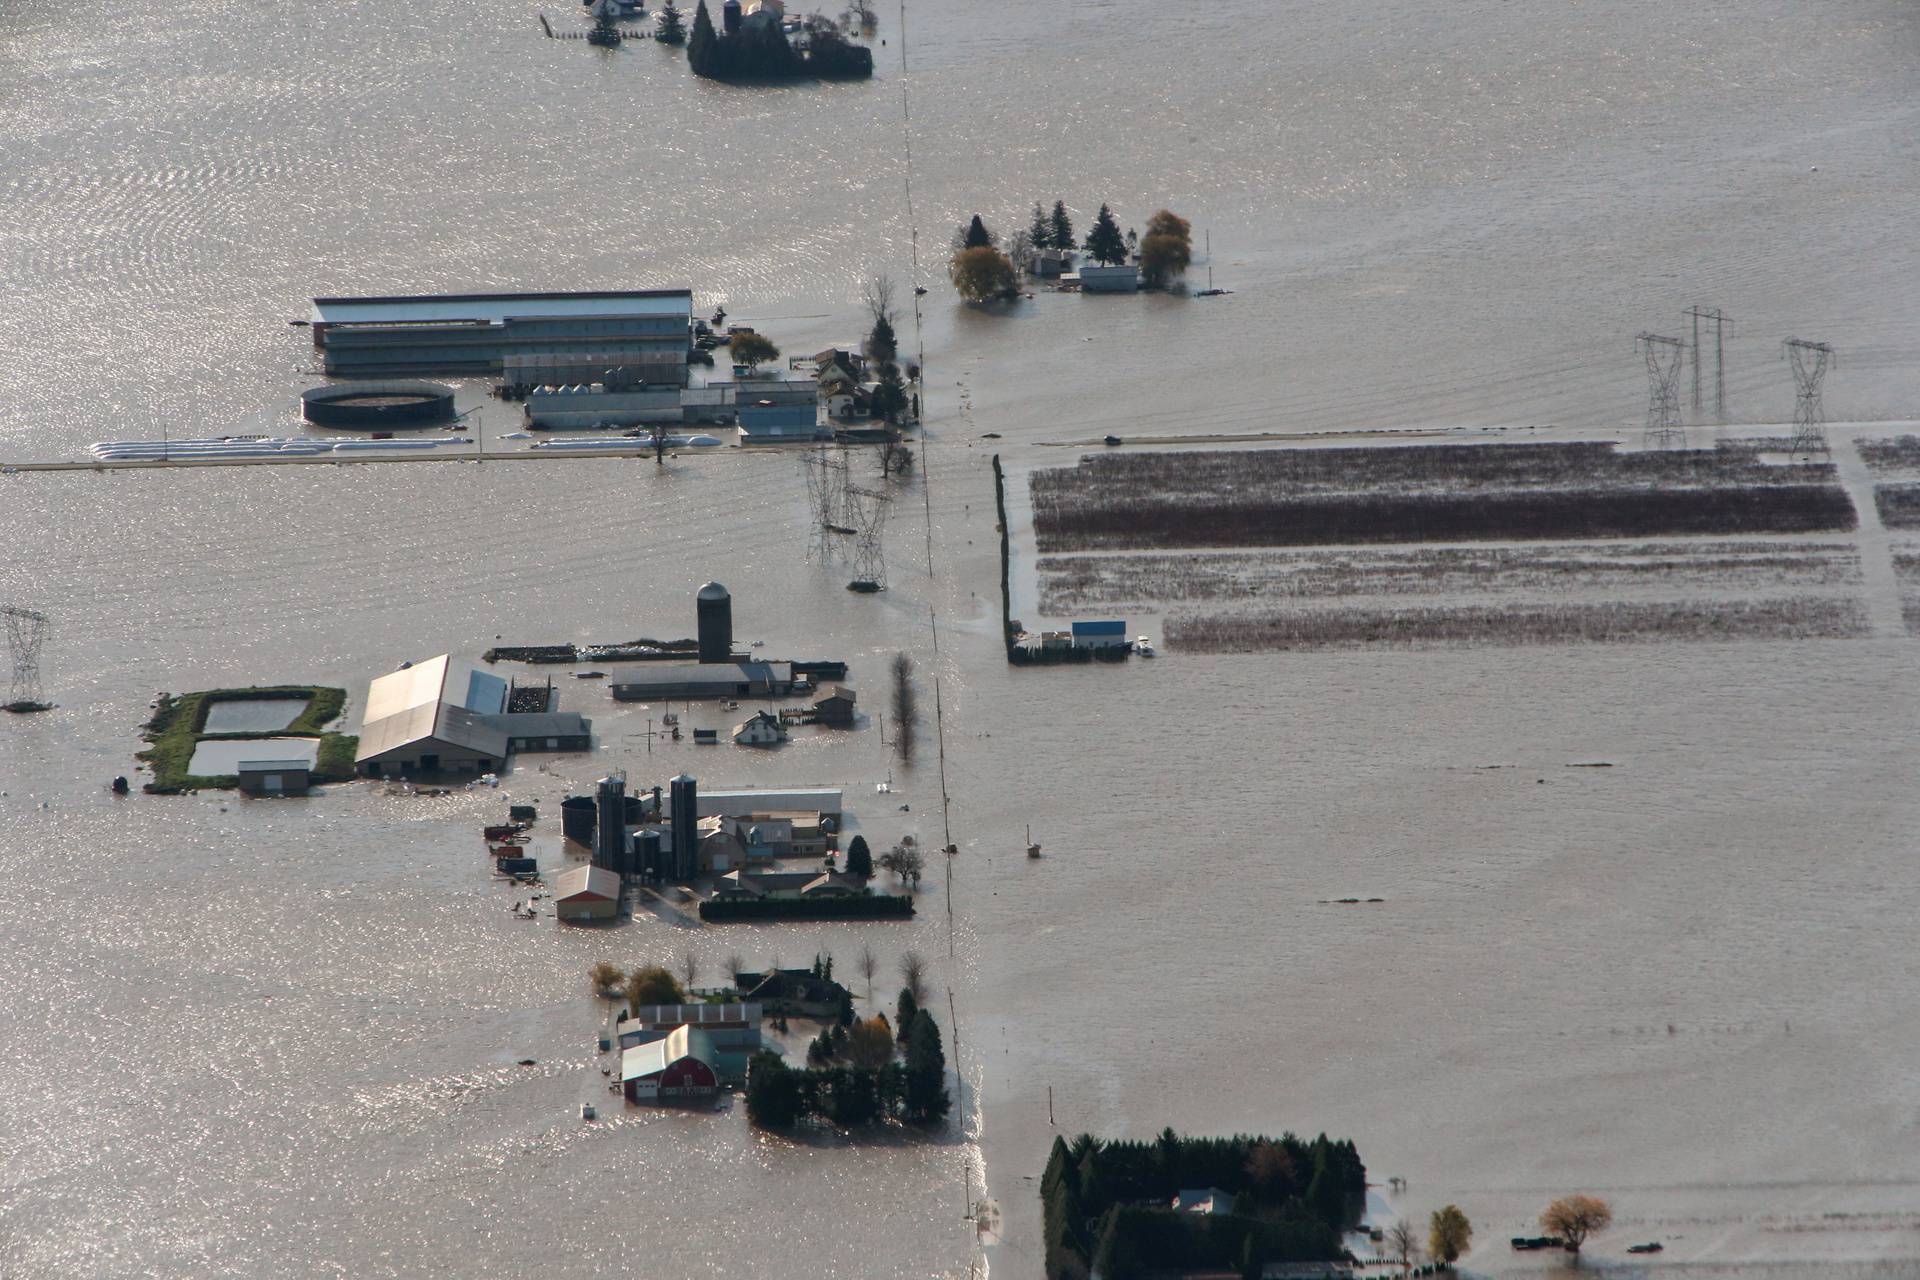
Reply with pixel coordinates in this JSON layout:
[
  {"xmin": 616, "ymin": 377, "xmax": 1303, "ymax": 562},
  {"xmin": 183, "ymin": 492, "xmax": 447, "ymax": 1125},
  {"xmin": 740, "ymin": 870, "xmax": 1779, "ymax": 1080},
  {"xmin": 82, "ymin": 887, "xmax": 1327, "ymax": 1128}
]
[
  {"xmin": 308, "ymin": 290, "xmax": 693, "ymax": 378},
  {"xmin": 732, "ymin": 710, "xmax": 788, "ymax": 746},
  {"xmin": 811, "ymin": 686, "xmax": 856, "ymax": 727},
  {"xmin": 354, "ymin": 655, "xmax": 592, "ymax": 777},
  {"xmin": 609, "ymin": 661, "xmax": 794, "ymax": 702},
  {"xmin": 620, "ymin": 1025, "xmax": 721, "ymax": 1103},
  {"xmin": 619, "ymin": 1003, "xmax": 761, "ymax": 1080},
  {"xmin": 1073, "ymin": 264, "xmax": 1140, "ymax": 293},
  {"xmin": 554, "ymin": 865, "xmax": 621, "ymax": 921},
  {"xmin": 237, "ymin": 759, "xmax": 311, "ymax": 797}
]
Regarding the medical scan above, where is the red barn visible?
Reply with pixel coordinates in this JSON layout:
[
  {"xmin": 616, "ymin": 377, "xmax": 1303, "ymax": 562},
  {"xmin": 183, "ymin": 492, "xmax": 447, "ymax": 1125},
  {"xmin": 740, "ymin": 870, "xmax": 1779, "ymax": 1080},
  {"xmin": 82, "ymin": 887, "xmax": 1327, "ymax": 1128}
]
[{"xmin": 620, "ymin": 1026, "xmax": 720, "ymax": 1104}]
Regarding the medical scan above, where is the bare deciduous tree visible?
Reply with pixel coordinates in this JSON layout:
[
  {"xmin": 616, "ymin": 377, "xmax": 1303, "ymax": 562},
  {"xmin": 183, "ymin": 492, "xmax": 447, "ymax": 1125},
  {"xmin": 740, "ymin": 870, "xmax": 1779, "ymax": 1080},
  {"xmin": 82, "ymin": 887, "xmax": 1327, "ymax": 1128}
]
[
  {"xmin": 861, "ymin": 272, "xmax": 898, "ymax": 330},
  {"xmin": 1384, "ymin": 1220, "xmax": 1421, "ymax": 1275},
  {"xmin": 899, "ymin": 950, "xmax": 927, "ymax": 1005},
  {"xmin": 725, "ymin": 952, "xmax": 745, "ymax": 985},
  {"xmin": 678, "ymin": 947, "xmax": 700, "ymax": 992},
  {"xmin": 858, "ymin": 943, "xmax": 878, "ymax": 1001}
]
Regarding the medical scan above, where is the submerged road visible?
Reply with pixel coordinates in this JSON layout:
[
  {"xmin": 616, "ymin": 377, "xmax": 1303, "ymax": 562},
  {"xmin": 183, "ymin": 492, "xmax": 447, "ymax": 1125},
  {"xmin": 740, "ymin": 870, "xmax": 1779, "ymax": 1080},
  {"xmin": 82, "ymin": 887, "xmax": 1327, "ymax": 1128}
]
[{"xmin": 0, "ymin": 447, "xmax": 738, "ymax": 473}]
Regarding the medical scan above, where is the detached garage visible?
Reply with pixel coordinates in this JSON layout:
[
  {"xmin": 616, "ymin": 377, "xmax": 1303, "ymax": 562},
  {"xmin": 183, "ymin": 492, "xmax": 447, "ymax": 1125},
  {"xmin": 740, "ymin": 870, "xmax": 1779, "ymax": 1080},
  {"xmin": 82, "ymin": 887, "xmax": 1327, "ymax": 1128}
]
[{"xmin": 554, "ymin": 865, "xmax": 621, "ymax": 922}]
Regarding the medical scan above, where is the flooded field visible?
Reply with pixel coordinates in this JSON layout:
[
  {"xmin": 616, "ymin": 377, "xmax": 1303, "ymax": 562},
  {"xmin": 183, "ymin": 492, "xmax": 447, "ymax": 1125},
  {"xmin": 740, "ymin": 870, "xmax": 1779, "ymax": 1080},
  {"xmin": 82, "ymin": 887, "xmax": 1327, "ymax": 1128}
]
[{"xmin": 3, "ymin": 0, "xmax": 1920, "ymax": 1275}]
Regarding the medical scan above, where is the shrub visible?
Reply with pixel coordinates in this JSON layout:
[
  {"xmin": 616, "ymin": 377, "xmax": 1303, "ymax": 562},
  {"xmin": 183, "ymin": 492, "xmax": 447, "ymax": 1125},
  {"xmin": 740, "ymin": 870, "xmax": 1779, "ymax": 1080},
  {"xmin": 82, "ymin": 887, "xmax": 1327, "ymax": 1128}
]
[
  {"xmin": 949, "ymin": 246, "xmax": 1018, "ymax": 302},
  {"xmin": 624, "ymin": 965, "xmax": 685, "ymax": 1011}
]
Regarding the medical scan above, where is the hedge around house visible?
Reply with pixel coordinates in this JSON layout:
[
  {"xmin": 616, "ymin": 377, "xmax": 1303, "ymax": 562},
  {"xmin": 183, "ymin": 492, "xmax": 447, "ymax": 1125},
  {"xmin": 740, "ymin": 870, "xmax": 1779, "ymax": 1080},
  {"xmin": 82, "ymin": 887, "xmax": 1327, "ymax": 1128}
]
[
  {"xmin": 139, "ymin": 686, "xmax": 357, "ymax": 794},
  {"xmin": 698, "ymin": 894, "xmax": 915, "ymax": 923}
]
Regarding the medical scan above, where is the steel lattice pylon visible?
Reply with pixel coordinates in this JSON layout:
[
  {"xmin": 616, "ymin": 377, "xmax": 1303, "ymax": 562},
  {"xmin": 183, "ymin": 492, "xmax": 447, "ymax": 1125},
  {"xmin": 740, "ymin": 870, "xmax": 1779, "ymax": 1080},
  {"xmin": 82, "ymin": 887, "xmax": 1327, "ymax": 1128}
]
[
  {"xmin": 801, "ymin": 446, "xmax": 852, "ymax": 563},
  {"xmin": 1784, "ymin": 338, "xmax": 1836, "ymax": 459},
  {"xmin": 2, "ymin": 606, "xmax": 49, "ymax": 708},
  {"xmin": 845, "ymin": 483, "xmax": 891, "ymax": 590},
  {"xmin": 1637, "ymin": 332, "xmax": 1688, "ymax": 450}
]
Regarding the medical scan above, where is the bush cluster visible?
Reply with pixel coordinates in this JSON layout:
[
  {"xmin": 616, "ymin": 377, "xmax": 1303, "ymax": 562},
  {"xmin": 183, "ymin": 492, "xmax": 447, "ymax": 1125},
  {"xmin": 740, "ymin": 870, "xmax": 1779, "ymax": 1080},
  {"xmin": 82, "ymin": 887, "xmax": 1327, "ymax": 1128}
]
[{"xmin": 746, "ymin": 993, "xmax": 949, "ymax": 1130}]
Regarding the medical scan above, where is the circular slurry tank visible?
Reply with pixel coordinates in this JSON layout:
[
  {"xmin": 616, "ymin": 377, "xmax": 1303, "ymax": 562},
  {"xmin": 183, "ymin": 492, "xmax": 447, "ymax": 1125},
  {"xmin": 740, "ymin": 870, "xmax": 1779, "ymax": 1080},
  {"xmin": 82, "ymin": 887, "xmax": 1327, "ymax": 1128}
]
[{"xmin": 301, "ymin": 381, "xmax": 456, "ymax": 428}]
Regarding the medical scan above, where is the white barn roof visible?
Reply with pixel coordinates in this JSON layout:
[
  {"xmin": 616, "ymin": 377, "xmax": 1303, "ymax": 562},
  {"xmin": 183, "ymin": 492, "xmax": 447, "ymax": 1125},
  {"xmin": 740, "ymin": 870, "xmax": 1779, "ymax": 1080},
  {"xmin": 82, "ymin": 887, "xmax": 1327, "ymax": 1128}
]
[{"xmin": 355, "ymin": 655, "xmax": 511, "ymax": 763}]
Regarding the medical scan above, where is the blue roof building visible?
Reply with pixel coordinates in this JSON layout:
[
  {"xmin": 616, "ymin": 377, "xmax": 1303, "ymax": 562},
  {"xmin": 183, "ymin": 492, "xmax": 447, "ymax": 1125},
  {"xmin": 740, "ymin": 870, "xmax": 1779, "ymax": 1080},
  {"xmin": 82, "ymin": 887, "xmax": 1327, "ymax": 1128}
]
[{"xmin": 1071, "ymin": 620, "xmax": 1128, "ymax": 648}]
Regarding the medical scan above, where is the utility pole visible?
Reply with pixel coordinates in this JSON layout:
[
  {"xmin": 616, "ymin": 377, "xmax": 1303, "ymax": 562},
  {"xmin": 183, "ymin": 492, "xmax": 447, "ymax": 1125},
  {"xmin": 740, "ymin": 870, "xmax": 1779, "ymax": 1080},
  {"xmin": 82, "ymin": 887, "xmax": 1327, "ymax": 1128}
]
[{"xmin": 1683, "ymin": 306, "xmax": 1732, "ymax": 423}]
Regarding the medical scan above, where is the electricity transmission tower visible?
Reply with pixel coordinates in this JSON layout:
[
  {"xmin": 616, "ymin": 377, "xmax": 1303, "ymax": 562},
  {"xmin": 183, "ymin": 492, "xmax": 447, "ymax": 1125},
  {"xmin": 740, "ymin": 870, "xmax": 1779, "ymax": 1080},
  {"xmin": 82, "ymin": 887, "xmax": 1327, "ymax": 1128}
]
[
  {"xmin": 1683, "ymin": 305, "xmax": 1732, "ymax": 422},
  {"xmin": 2, "ymin": 606, "xmax": 49, "ymax": 710},
  {"xmin": 845, "ymin": 483, "xmax": 891, "ymax": 590},
  {"xmin": 1784, "ymin": 338, "xmax": 1836, "ymax": 458},
  {"xmin": 1636, "ymin": 332, "xmax": 1688, "ymax": 449},
  {"xmin": 801, "ymin": 446, "xmax": 853, "ymax": 562}
]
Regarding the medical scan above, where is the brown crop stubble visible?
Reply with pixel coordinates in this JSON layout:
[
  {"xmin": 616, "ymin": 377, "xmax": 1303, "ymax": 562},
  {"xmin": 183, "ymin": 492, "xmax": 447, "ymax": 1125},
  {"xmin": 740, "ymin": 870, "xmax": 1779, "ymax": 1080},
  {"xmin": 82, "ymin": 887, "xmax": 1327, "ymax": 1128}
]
[
  {"xmin": 1031, "ymin": 443, "xmax": 1854, "ymax": 553},
  {"xmin": 1164, "ymin": 597, "xmax": 1869, "ymax": 653}
]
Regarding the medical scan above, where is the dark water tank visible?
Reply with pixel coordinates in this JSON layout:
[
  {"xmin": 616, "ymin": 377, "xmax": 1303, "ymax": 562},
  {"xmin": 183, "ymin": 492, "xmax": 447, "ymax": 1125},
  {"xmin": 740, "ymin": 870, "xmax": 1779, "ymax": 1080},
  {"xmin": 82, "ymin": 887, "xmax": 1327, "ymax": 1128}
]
[
  {"xmin": 669, "ymin": 773, "xmax": 698, "ymax": 881},
  {"xmin": 696, "ymin": 582, "xmax": 732, "ymax": 663},
  {"xmin": 722, "ymin": 0, "xmax": 741, "ymax": 32},
  {"xmin": 561, "ymin": 795, "xmax": 596, "ymax": 844},
  {"xmin": 637, "ymin": 829, "xmax": 663, "ymax": 882}
]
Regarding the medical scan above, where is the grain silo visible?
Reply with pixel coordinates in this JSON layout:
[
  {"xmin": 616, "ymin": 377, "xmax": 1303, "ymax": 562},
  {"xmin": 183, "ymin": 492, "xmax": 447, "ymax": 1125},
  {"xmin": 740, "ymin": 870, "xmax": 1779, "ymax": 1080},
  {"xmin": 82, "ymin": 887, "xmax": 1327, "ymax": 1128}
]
[
  {"xmin": 669, "ymin": 773, "xmax": 699, "ymax": 881},
  {"xmin": 696, "ymin": 582, "xmax": 732, "ymax": 664}
]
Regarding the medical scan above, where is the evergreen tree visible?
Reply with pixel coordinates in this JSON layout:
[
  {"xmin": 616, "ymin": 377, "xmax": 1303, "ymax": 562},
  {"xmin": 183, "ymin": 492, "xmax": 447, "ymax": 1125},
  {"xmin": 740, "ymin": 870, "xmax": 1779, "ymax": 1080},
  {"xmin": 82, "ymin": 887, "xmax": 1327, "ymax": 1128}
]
[
  {"xmin": 845, "ymin": 834, "xmax": 874, "ymax": 877},
  {"xmin": 903, "ymin": 1009, "xmax": 952, "ymax": 1122},
  {"xmin": 688, "ymin": 0, "xmax": 717, "ymax": 74},
  {"xmin": 896, "ymin": 988, "xmax": 919, "ymax": 1044},
  {"xmin": 1050, "ymin": 200, "xmax": 1074, "ymax": 254},
  {"xmin": 655, "ymin": 0, "xmax": 686, "ymax": 44},
  {"xmin": 1028, "ymin": 202, "xmax": 1053, "ymax": 250},
  {"xmin": 1305, "ymin": 1143, "xmax": 1346, "ymax": 1231},
  {"xmin": 745, "ymin": 1051, "xmax": 800, "ymax": 1128},
  {"xmin": 1083, "ymin": 203, "xmax": 1127, "ymax": 265},
  {"xmin": 868, "ymin": 362, "xmax": 908, "ymax": 422},
  {"xmin": 963, "ymin": 214, "xmax": 995, "ymax": 249},
  {"xmin": 865, "ymin": 315, "xmax": 897, "ymax": 366},
  {"xmin": 588, "ymin": 0, "xmax": 623, "ymax": 48}
]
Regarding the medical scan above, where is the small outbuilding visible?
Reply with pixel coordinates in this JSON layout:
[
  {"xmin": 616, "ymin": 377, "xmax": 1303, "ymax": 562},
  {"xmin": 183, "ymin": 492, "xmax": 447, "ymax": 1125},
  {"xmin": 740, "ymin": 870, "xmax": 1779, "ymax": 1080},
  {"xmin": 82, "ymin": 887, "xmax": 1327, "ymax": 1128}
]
[
  {"xmin": 1075, "ymin": 264, "xmax": 1140, "ymax": 292},
  {"xmin": 237, "ymin": 759, "xmax": 311, "ymax": 797},
  {"xmin": 553, "ymin": 865, "xmax": 621, "ymax": 921},
  {"xmin": 812, "ymin": 685, "xmax": 856, "ymax": 728}
]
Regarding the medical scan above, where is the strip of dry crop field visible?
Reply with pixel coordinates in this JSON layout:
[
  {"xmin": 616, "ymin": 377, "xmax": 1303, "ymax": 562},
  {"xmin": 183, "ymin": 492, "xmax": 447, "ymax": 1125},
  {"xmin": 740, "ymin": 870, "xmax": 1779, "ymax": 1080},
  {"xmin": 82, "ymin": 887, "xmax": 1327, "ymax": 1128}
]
[
  {"xmin": 1031, "ymin": 442, "xmax": 1853, "ymax": 552},
  {"xmin": 1858, "ymin": 437, "xmax": 1920, "ymax": 477},
  {"xmin": 1038, "ymin": 543, "xmax": 1860, "ymax": 611},
  {"xmin": 1164, "ymin": 597, "xmax": 1868, "ymax": 652},
  {"xmin": 1874, "ymin": 484, "xmax": 1920, "ymax": 528}
]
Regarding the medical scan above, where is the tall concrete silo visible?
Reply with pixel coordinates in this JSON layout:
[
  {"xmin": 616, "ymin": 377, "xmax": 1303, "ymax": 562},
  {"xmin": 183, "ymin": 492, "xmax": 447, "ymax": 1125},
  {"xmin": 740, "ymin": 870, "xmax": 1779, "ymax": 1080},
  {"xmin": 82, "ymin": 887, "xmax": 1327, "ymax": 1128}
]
[
  {"xmin": 593, "ymin": 774, "xmax": 626, "ymax": 871},
  {"xmin": 669, "ymin": 773, "xmax": 699, "ymax": 881},
  {"xmin": 696, "ymin": 582, "xmax": 732, "ymax": 664}
]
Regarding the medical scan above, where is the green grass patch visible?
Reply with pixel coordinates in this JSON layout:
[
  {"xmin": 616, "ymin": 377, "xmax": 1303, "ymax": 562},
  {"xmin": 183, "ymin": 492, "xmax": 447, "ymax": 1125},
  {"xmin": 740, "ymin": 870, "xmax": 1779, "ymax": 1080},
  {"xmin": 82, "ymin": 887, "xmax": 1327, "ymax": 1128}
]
[{"xmin": 139, "ymin": 686, "xmax": 357, "ymax": 794}]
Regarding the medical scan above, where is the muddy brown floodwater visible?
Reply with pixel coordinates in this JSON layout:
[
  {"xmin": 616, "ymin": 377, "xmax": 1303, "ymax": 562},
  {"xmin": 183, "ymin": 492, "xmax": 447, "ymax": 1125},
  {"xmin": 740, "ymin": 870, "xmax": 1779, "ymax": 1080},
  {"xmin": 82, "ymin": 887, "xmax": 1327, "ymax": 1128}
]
[{"xmin": 3, "ymin": 0, "xmax": 1920, "ymax": 1275}]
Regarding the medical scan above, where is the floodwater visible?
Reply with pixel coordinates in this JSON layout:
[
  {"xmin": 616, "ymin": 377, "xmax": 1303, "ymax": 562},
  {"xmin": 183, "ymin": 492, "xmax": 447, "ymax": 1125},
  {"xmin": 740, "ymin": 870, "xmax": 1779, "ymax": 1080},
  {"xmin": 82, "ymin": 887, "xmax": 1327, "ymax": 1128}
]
[
  {"xmin": 3, "ymin": 0, "xmax": 1919, "ymax": 1276},
  {"xmin": 201, "ymin": 697, "xmax": 312, "ymax": 733}
]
